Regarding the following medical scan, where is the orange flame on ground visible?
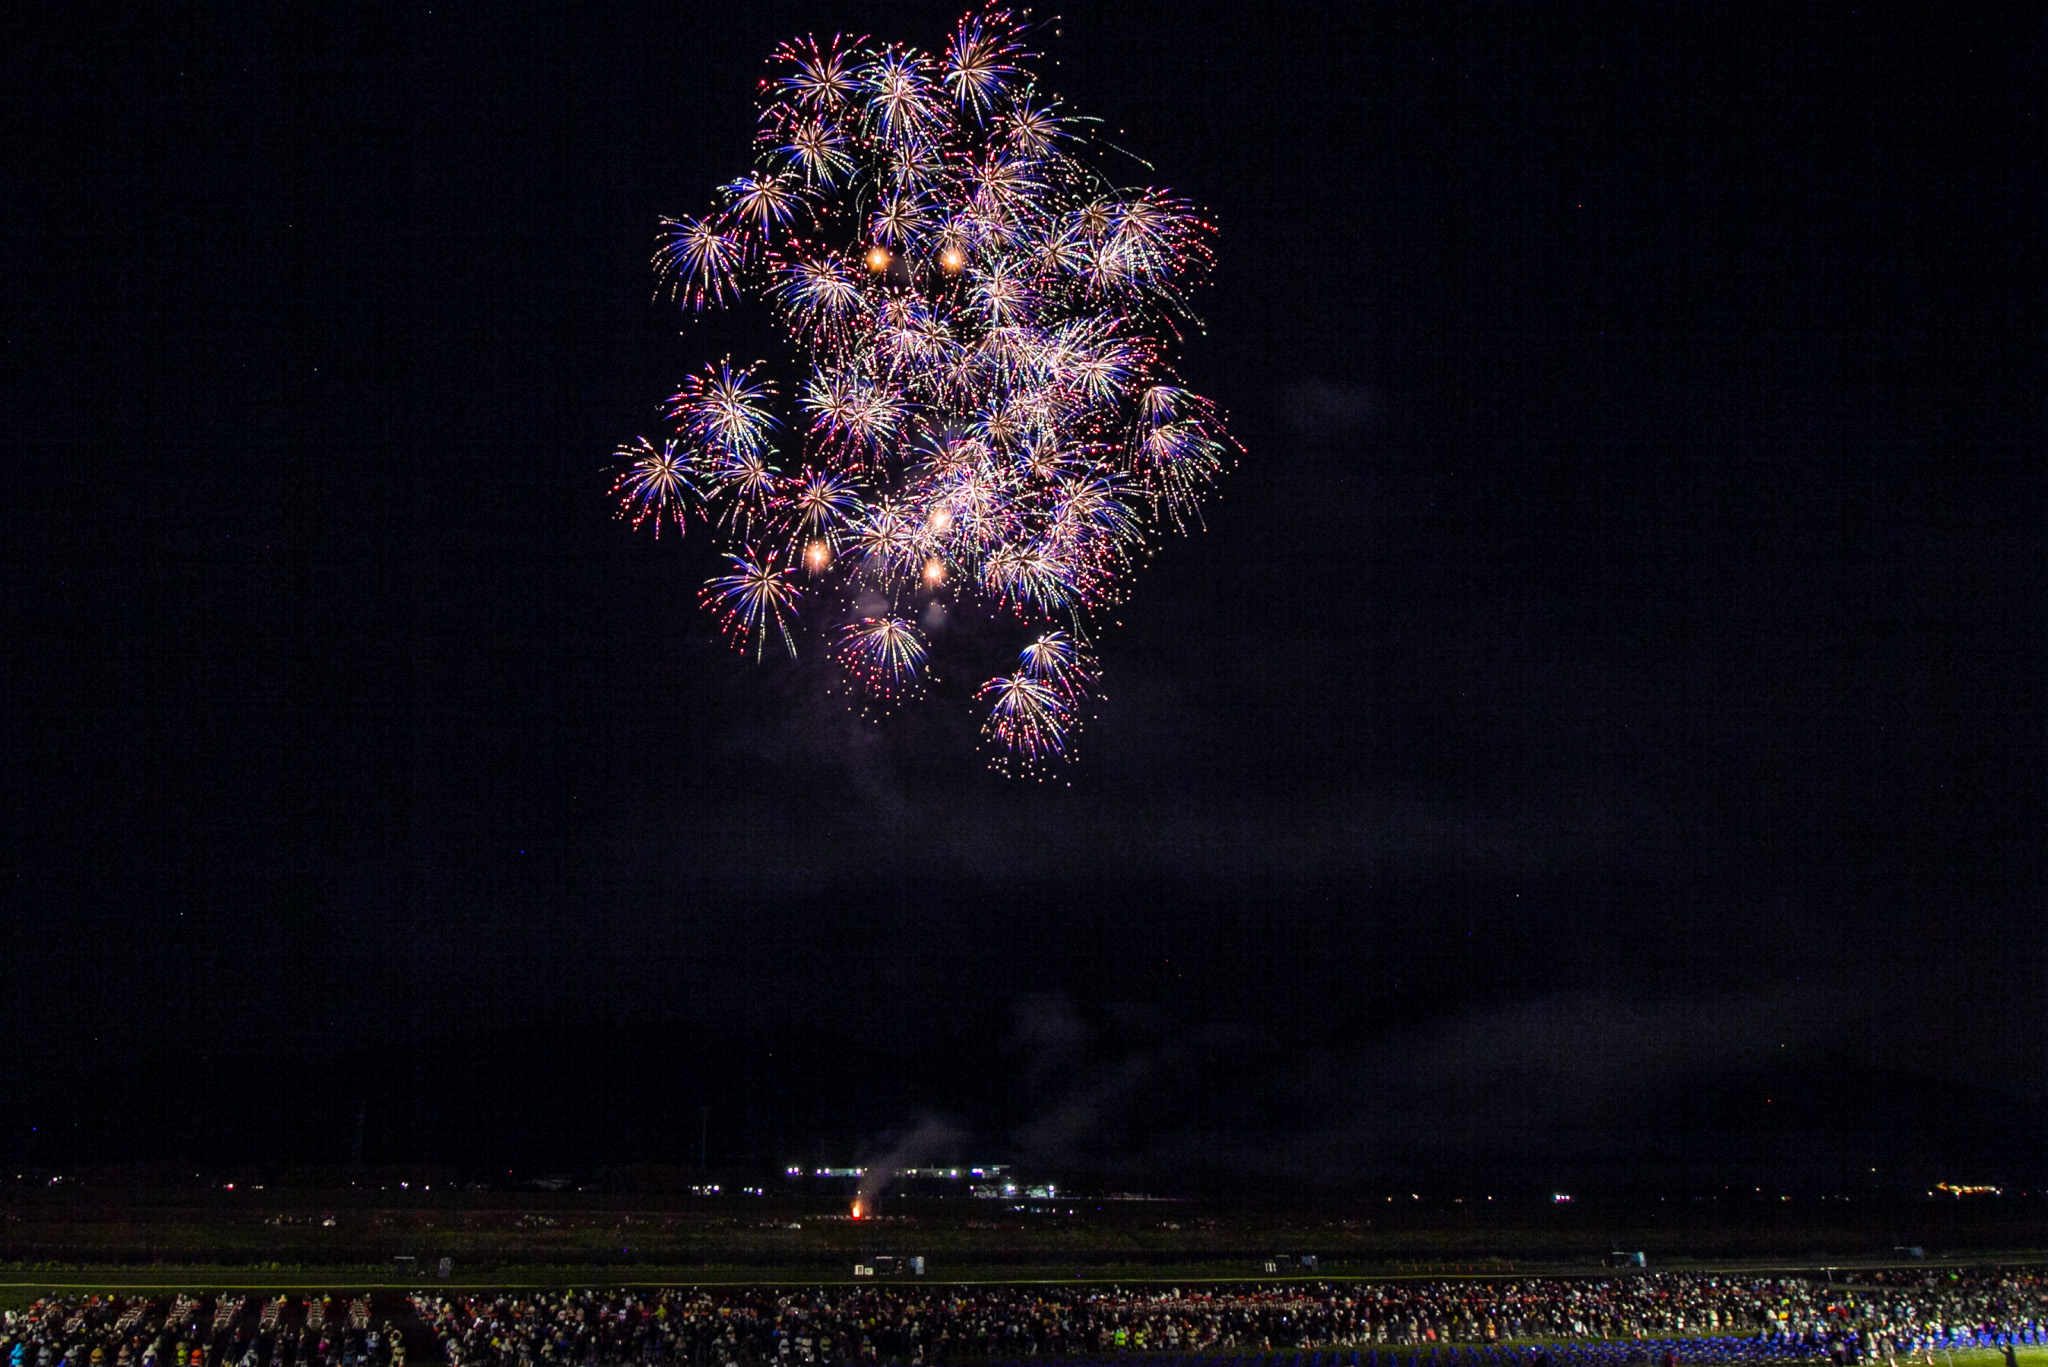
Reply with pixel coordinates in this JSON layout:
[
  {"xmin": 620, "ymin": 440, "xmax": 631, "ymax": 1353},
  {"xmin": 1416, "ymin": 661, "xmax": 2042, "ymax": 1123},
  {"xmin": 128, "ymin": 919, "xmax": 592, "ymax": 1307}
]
[{"xmin": 850, "ymin": 1200, "xmax": 864, "ymax": 1220}]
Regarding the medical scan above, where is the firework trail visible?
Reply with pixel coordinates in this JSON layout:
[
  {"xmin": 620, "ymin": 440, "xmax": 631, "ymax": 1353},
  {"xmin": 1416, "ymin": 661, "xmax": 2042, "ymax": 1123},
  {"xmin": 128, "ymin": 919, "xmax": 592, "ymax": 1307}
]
[{"xmin": 614, "ymin": 4, "xmax": 1232, "ymax": 770}]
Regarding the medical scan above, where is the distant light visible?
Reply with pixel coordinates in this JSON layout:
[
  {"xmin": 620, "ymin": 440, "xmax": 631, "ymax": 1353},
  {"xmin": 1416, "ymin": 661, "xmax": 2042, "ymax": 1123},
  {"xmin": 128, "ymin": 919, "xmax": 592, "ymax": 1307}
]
[{"xmin": 1553, "ymin": 1193, "xmax": 1572, "ymax": 1203}]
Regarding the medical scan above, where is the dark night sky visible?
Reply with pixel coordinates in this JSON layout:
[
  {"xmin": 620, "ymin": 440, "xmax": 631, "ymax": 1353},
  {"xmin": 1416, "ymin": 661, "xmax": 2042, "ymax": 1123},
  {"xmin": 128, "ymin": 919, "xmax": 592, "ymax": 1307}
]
[{"xmin": 3, "ymin": 2, "xmax": 2041, "ymax": 1189}]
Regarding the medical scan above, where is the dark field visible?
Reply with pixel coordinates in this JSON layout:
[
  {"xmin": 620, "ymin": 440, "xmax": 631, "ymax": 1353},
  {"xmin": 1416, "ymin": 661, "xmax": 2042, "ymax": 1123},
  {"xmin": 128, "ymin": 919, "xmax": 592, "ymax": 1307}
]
[{"xmin": 1, "ymin": 1170, "xmax": 2042, "ymax": 1283}]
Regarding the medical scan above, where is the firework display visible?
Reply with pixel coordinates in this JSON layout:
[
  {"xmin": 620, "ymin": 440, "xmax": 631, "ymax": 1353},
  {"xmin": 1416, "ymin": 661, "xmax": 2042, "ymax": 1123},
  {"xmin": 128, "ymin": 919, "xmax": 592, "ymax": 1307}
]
[{"xmin": 614, "ymin": 5, "xmax": 1232, "ymax": 771}]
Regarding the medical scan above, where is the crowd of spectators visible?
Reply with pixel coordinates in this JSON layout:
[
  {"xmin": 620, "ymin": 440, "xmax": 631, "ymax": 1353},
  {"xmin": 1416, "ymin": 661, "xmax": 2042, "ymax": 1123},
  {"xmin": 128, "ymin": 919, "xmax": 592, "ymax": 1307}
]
[
  {"xmin": 410, "ymin": 1269, "xmax": 2047, "ymax": 1365},
  {"xmin": 7, "ymin": 1268, "xmax": 2046, "ymax": 1367},
  {"xmin": 2, "ymin": 1295, "xmax": 401, "ymax": 1367}
]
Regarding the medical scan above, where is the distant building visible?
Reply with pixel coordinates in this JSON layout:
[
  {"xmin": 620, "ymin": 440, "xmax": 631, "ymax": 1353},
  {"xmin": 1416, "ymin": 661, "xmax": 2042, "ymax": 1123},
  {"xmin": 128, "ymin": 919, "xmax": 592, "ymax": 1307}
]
[{"xmin": 852, "ymin": 1256, "xmax": 926, "ymax": 1276}]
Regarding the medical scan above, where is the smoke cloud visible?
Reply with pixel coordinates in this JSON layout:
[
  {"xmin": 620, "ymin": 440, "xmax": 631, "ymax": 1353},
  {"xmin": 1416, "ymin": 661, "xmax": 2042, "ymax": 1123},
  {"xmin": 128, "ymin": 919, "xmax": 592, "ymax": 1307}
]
[{"xmin": 855, "ymin": 1114, "xmax": 967, "ymax": 1211}]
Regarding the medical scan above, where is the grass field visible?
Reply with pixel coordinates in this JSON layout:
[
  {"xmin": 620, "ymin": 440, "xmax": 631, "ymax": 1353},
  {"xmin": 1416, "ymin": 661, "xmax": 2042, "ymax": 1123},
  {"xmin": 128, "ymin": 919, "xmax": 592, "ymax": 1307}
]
[
  {"xmin": 0, "ymin": 1253, "xmax": 2043, "ymax": 1306},
  {"xmin": 0, "ymin": 1174, "xmax": 2038, "ymax": 1307},
  {"xmin": 0, "ymin": 1186, "xmax": 2040, "ymax": 1267}
]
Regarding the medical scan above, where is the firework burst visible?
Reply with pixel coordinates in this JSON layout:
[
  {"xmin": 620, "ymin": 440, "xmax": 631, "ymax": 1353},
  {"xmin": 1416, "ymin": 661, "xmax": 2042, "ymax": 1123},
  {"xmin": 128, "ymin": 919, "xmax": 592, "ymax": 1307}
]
[
  {"xmin": 701, "ymin": 550, "xmax": 801, "ymax": 660},
  {"xmin": 977, "ymin": 671, "xmax": 1073, "ymax": 774},
  {"xmin": 610, "ymin": 437, "xmax": 700, "ymax": 537},
  {"xmin": 616, "ymin": 4, "xmax": 1233, "ymax": 769},
  {"xmin": 837, "ymin": 616, "xmax": 931, "ymax": 698}
]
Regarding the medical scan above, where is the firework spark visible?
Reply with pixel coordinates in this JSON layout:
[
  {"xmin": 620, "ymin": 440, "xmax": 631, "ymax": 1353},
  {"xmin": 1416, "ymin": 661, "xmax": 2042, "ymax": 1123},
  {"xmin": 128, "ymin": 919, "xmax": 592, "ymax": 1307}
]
[{"xmin": 616, "ymin": 4, "xmax": 1232, "ymax": 767}]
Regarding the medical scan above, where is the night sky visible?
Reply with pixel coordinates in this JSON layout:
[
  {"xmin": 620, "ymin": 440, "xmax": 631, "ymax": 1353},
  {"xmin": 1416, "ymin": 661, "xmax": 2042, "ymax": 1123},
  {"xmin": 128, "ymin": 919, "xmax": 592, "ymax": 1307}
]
[{"xmin": 5, "ymin": 2, "xmax": 2041, "ymax": 1190}]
